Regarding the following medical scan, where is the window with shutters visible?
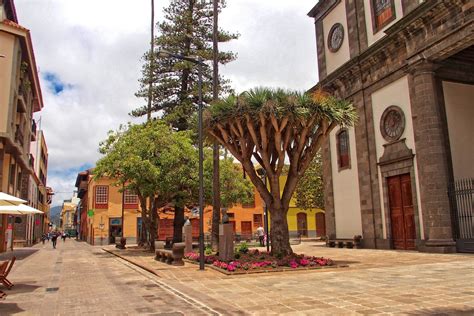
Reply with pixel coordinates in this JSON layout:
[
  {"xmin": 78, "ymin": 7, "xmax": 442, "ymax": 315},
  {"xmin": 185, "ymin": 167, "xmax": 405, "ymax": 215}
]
[
  {"xmin": 95, "ymin": 186, "xmax": 108, "ymax": 208},
  {"xmin": 336, "ymin": 129, "xmax": 351, "ymax": 170},
  {"xmin": 371, "ymin": 0, "xmax": 396, "ymax": 33},
  {"xmin": 124, "ymin": 189, "xmax": 139, "ymax": 208},
  {"xmin": 253, "ymin": 214, "xmax": 263, "ymax": 228}
]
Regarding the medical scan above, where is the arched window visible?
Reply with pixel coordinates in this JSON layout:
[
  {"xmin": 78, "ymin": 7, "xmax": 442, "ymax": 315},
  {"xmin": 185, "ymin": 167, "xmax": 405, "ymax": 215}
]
[{"xmin": 336, "ymin": 129, "xmax": 350, "ymax": 170}]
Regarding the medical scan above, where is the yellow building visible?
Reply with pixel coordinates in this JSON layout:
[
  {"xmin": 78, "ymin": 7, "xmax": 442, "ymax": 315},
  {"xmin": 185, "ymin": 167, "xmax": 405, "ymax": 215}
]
[
  {"xmin": 0, "ymin": 0, "xmax": 46, "ymax": 252},
  {"xmin": 60, "ymin": 195, "xmax": 79, "ymax": 232},
  {"xmin": 75, "ymin": 170, "xmax": 142, "ymax": 245},
  {"xmin": 279, "ymin": 176, "xmax": 326, "ymax": 238}
]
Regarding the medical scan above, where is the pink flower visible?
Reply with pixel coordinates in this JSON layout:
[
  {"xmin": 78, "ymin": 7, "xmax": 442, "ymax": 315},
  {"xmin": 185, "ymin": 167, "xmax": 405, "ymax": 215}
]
[{"xmin": 289, "ymin": 260, "xmax": 299, "ymax": 268}]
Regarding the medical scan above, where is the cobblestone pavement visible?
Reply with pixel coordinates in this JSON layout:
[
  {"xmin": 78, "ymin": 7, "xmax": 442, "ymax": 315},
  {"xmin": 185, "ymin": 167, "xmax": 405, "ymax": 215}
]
[
  {"xmin": 0, "ymin": 240, "xmax": 473, "ymax": 315},
  {"xmin": 0, "ymin": 240, "xmax": 227, "ymax": 315},
  {"xmin": 105, "ymin": 241, "xmax": 474, "ymax": 315}
]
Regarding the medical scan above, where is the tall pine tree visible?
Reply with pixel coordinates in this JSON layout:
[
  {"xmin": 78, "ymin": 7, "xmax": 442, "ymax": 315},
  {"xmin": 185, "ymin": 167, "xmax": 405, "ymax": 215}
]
[{"xmin": 132, "ymin": 0, "xmax": 238, "ymax": 131}]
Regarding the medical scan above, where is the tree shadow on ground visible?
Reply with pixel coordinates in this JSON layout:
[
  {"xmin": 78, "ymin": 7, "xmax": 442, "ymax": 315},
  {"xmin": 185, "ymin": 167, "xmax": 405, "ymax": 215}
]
[
  {"xmin": 6, "ymin": 283, "xmax": 41, "ymax": 294},
  {"xmin": 406, "ymin": 307, "xmax": 474, "ymax": 315},
  {"xmin": 0, "ymin": 249, "xmax": 39, "ymax": 261},
  {"xmin": 0, "ymin": 303, "xmax": 25, "ymax": 314},
  {"xmin": 332, "ymin": 260, "xmax": 360, "ymax": 265}
]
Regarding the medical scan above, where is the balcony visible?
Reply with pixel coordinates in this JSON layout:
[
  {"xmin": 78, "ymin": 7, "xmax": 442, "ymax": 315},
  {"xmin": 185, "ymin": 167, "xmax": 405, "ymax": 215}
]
[
  {"xmin": 15, "ymin": 127, "xmax": 24, "ymax": 147},
  {"xmin": 31, "ymin": 119, "xmax": 37, "ymax": 141}
]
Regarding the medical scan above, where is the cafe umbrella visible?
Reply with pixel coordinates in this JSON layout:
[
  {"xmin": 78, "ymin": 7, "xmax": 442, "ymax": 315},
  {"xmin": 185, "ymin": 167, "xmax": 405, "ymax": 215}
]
[
  {"xmin": 0, "ymin": 192, "xmax": 26, "ymax": 206},
  {"xmin": 0, "ymin": 203, "xmax": 43, "ymax": 215}
]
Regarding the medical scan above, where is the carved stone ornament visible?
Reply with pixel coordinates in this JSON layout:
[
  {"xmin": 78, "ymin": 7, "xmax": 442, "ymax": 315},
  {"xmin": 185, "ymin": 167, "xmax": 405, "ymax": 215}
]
[
  {"xmin": 328, "ymin": 23, "xmax": 344, "ymax": 53},
  {"xmin": 380, "ymin": 105, "xmax": 405, "ymax": 142}
]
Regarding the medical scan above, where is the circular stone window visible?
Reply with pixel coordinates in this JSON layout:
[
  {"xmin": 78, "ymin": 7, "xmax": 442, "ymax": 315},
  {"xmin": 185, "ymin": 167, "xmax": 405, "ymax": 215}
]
[
  {"xmin": 380, "ymin": 106, "xmax": 405, "ymax": 142},
  {"xmin": 328, "ymin": 23, "xmax": 344, "ymax": 53}
]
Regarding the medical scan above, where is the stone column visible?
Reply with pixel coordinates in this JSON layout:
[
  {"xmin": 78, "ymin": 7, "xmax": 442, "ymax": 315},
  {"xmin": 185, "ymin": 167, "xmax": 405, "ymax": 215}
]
[
  {"xmin": 409, "ymin": 60, "xmax": 456, "ymax": 253},
  {"xmin": 322, "ymin": 138, "xmax": 336, "ymax": 239}
]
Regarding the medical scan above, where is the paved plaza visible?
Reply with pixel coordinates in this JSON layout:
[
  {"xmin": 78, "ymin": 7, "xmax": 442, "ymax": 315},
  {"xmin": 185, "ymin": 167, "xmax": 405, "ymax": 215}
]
[{"xmin": 0, "ymin": 240, "xmax": 473, "ymax": 315}]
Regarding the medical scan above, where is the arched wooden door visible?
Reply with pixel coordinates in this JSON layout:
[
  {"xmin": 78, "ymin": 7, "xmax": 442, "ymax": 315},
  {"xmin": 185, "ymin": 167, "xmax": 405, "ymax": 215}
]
[
  {"xmin": 315, "ymin": 212, "xmax": 326, "ymax": 237},
  {"xmin": 297, "ymin": 213, "xmax": 308, "ymax": 237}
]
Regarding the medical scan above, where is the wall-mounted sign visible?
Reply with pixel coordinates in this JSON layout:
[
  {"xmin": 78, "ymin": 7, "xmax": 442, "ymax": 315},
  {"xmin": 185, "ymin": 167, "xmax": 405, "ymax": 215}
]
[
  {"xmin": 110, "ymin": 218, "xmax": 122, "ymax": 226},
  {"xmin": 87, "ymin": 209, "xmax": 94, "ymax": 217},
  {"xmin": 328, "ymin": 23, "xmax": 344, "ymax": 53}
]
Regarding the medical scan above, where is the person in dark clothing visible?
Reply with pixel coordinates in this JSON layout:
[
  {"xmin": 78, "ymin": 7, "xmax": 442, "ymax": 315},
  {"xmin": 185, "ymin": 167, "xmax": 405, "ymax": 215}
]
[{"xmin": 51, "ymin": 232, "xmax": 58, "ymax": 249}]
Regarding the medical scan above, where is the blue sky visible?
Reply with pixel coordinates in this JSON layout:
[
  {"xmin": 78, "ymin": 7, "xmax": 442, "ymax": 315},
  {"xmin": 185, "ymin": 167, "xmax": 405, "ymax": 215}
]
[
  {"xmin": 16, "ymin": 0, "xmax": 318, "ymax": 206},
  {"xmin": 43, "ymin": 72, "xmax": 73, "ymax": 95}
]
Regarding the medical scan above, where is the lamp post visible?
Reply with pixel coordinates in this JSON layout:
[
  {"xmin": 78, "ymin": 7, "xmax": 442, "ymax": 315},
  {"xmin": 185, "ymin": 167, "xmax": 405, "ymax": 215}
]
[
  {"xmin": 157, "ymin": 50, "xmax": 206, "ymax": 270},
  {"xmin": 257, "ymin": 168, "xmax": 270, "ymax": 252}
]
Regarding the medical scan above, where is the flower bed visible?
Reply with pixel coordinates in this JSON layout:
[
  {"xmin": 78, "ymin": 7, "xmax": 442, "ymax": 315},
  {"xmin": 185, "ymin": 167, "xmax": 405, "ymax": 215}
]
[{"xmin": 184, "ymin": 249, "xmax": 335, "ymax": 274}]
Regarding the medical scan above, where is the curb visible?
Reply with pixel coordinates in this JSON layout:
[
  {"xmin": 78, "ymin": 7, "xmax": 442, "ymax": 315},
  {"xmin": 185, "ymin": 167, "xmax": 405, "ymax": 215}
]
[
  {"xmin": 183, "ymin": 259, "xmax": 347, "ymax": 275},
  {"xmin": 102, "ymin": 248, "xmax": 159, "ymax": 276}
]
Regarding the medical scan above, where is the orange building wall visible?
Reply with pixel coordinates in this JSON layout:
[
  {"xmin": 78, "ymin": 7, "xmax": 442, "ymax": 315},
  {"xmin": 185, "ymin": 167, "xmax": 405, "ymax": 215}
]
[{"xmin": 203, "ymin": 188, "xmax": 265, "ymax": 239}]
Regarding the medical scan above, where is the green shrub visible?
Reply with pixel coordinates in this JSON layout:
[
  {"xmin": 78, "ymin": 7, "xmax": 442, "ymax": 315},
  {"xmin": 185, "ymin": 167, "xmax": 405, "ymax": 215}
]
[
  {"xmin": 205, "ymin": 245, "xmax": 213, "ymax": 255},
  {"xmin": 238, "ymin": 242, "xmax": 249, "ymax": 254}
]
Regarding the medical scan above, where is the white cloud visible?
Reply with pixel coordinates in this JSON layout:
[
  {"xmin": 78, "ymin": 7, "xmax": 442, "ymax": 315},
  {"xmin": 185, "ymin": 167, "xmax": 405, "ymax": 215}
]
[{"xmin": 14, "ymin": 0, "xmax": 319, "ymax": 206}]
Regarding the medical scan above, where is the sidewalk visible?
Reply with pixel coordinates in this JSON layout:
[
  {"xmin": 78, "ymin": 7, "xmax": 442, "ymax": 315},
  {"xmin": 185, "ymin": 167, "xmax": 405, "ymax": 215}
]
[
  {"xmin": 104, "ymin": 242, "xmax": 474, "ymax": 315},
  {"xmin": 0, "ymin": 240, "xmax": 216, "ymax": 315}
]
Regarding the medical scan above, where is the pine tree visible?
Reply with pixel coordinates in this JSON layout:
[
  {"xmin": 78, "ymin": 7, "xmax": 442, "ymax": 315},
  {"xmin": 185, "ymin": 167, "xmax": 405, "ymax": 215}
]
[{"xmin": 132, "ymin": 0, "xmax": 238, "ymax": 131}]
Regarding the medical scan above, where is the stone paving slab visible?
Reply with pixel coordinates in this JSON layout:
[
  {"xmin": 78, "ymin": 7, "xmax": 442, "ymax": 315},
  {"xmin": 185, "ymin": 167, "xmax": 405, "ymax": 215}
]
[
  {"xmin": 0, "ymin": 240, "xmax": 222, "ymax": 315},
  {"xmin": 105, "ymin": 242, "xmax": 474, "ymax": 315}
]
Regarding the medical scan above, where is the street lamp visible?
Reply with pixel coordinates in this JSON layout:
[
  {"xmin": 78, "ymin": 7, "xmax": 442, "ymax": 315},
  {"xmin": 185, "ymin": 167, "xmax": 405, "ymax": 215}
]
[
  {"xmin": 256, "ymin": 168, "xmax": 270, "ymax": 253},
  {"xmin": 157, "ymin": 49, "xmax": 206, "ymax": 270}
]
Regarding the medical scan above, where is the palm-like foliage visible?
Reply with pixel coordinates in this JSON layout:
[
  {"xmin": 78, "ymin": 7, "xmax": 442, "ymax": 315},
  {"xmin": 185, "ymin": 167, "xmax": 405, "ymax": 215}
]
[{"xmin": 205, "ymin": 88, "xmax": 356, "ymax": 255}]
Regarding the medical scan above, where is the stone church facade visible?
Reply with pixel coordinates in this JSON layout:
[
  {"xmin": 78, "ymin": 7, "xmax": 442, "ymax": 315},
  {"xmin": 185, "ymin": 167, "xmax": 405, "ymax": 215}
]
[{"xmin": 308, "ymin": 0, "xmax": 473, "ymax": 253}]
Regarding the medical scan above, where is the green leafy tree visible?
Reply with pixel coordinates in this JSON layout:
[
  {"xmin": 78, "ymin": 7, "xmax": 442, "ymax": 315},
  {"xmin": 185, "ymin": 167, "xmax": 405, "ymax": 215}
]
[
  {"xmin": 205, "ymin": 88, "xmax": 356, "ymax": 255},
  {"xmin": 294, "ymin": 152, "xmax": 324, "ymax": 211},
  {"xmin": 95, "ymin": 121, "xmax": 198, "ymax": 250},
  {"xmin": 132, "ymin": 0, "xmax": 239, "ymax": 131},
  {"xmin": 95, "ymin": 120, "xmax": 254, "ymax": 246}
]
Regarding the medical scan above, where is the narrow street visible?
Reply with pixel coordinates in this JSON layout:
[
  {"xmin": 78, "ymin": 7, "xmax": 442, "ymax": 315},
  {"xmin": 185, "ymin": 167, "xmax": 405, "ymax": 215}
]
[{"xmin": 0, "ymin": 240, "xmax": 217, "ymax": 315}]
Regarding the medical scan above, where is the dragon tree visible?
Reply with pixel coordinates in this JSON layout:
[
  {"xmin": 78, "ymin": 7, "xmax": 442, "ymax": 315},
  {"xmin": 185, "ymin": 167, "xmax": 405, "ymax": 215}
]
[{"xmin": 205, "ymin": 88, "xmax": 356, "ymax": 256}]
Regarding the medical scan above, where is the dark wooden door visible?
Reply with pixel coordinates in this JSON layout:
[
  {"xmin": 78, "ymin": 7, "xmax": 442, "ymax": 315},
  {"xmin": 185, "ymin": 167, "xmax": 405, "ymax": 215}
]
[
  {"xmin": 229, "ymin": 221, "xmax": 236, "ymax": 233},
  {"xmin": 388, "ymin": 174, "xmax": 416, "ymax": 250},
  {"xmin": 158, "ymin": 219, "xmax": 174, "ymax": 240},
  {"xmin": 241, "ymin": 221, "xmax": 252, "ymax": 240},
  {"xmin": 315, "ymin": 212, "xmax": 326, "ymax": 237},
  {"xmin": 297, "ymin": 213, "xmax": 308, "ymax": 237}
]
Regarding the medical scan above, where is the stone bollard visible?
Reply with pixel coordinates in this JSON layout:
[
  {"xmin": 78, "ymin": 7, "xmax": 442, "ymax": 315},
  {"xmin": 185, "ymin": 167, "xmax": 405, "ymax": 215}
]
[
  {"xmin": 171, "ymin": 242, "xmax": 185, "ymax": 266},
  {"xmin": 183, "ymin": 225, "xmax": 193, "ymax": 254}
]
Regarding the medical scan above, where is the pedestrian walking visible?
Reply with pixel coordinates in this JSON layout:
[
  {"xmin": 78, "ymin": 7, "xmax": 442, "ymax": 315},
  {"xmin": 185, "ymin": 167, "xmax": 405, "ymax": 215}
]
[
  {"xmin": 41, "ymin": 234, "xmax": 46, "ymax": 245},
  {"xmin": 62, "ymin": 232, "xmax": 67, "ymax": 242},
  {"xmin": 256, "ymin": 225, "xmax": 265, "ymax": 246},
  {"xmin": 51, "ymin": 232, "xmax": 58, "ymax": 249}
]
